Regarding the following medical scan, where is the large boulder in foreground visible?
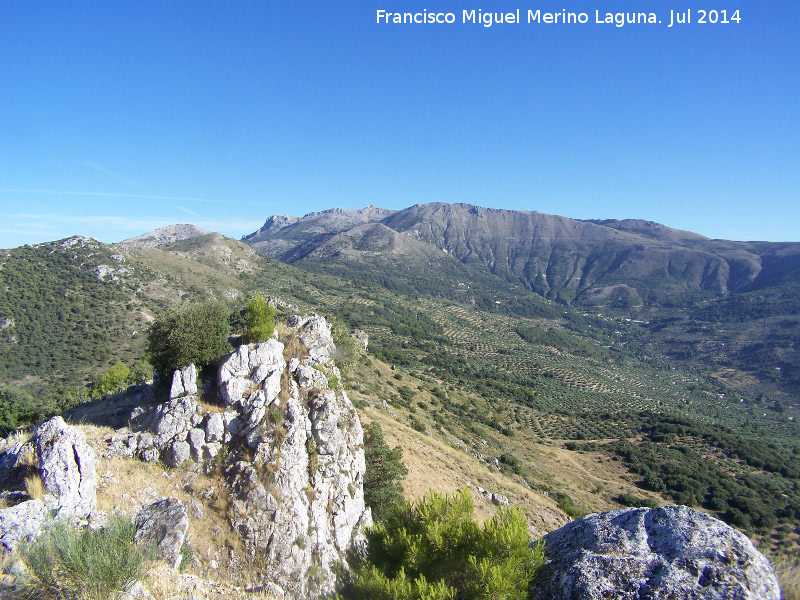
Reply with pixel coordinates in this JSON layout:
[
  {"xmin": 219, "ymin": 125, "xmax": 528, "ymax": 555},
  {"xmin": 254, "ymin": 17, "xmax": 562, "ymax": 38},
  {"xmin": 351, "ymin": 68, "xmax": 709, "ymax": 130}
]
[
  {"xmin": 533, "ymin": 505, "xmax": 780, "ymax": 600},
  {"xmin": 34, "ymin": 416, "xmax": 97, "ymax": 519}
]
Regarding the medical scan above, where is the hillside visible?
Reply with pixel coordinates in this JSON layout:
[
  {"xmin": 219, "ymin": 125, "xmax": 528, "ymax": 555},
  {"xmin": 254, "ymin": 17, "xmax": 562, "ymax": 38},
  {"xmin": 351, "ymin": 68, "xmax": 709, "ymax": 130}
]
[
  {"xmin": 1, "ymin": 221, "xmax": 800, "ymax": 559},
  {"xmin": 243, "ymin": 202, "xmax": 800, "ymax": 396}
]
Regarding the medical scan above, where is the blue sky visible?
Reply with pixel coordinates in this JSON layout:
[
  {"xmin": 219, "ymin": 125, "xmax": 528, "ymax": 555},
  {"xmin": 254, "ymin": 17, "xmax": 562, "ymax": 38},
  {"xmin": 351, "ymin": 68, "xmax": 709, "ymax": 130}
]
[{"xmin": 1, "ymin": 1, "xmax": 798, "ymax": 248}]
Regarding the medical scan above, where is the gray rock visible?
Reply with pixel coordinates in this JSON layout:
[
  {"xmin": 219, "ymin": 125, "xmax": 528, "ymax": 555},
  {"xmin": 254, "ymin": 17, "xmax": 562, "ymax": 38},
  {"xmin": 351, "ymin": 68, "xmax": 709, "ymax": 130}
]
[
  {"xmin": 34, "ymin": 416, "xmax": 97, "ymax": 519},
  {"xmin": 0, "ymin": 499, "xmax": 46, "ymax": 551},
  {"xmin": 169, "ymin": 364, "xmax": 197, "ymax": 399},
  {"xmin": 205, "ymin": 412, "xmax": 225, "ymax": 443},
  {"xmin": 163, "ymin": 440, "xmax": 191, "ymax": 468},
  {"xmin": 134, "ymin": 498, "xmax": 189, "ymax": 571},
  {"xmin": 152, "ymin": 397, "xmax": 199, "ymax": 446},
  {"xmin": 491, "ymin": 493, "xmax": 509, "ymax": 506},
  {"xmin": 118, "ymin": 580, "xmax": 155, "ymax": 600},
  {"xmin": 187, "ymin": 428, "xmax": 206, "ymax": 462},
  {"xmin": 533, "ymin": 505, "xmax": 780, "ymax": 600}
]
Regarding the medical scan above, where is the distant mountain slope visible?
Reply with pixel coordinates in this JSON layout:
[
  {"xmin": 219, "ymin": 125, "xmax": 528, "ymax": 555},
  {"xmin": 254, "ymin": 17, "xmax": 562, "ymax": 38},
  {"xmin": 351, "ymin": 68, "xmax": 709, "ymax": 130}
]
[
  {"xmin": 244, "ymin": 202, "xmax": 800, "ymax": 308},
  {"xmin": 243, "ymin": 206, "xmax": 395, "ymax": 259}
]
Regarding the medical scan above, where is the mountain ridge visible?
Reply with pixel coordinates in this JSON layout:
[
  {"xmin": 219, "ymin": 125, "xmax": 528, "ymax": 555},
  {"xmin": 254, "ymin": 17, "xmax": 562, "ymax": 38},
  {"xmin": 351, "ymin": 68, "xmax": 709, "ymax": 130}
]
[{"xmin": 242, "ymin": 202, "xmax": 800, "ymax": 306}]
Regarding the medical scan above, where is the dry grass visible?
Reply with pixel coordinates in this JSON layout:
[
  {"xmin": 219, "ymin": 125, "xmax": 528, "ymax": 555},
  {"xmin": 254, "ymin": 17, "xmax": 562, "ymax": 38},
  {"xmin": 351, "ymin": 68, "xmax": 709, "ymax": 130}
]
[
  {"xmin": 771, "ymin": 554, "xmax": 800, "ymax": 600},
  {"xmin": 360, "ymin": 405, "xmax": 568, "ymax": 535},
  {"xmin": 24, "ymin": 473, "xmax": 45, "ymax": 501}
]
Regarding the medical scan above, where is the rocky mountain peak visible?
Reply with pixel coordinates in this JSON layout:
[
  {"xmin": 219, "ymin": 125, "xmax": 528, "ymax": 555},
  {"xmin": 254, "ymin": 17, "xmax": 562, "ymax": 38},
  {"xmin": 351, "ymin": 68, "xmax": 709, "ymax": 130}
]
[{"xmin": 122, "ymin": 224, "xmax": 212, "ymax": 247}]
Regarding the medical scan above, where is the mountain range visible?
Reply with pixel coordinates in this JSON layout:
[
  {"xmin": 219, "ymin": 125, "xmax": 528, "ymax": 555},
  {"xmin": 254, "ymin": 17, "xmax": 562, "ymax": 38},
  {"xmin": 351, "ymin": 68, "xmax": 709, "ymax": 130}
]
[{"xmin": 243, "ymin": 203, "xmax": 800, "ymax": 308}]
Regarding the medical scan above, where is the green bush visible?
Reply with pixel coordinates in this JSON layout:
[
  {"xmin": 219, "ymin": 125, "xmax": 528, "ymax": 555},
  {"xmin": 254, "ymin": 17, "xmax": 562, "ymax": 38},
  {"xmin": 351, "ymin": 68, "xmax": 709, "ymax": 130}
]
[
  {"xmin": 147, "ymin": 300, "xmax": 231, "ymax": 377},
  {"xmin": 363, "ymin": 423, "xmax": 408, "ymax": 523},
  {"xmin": 340, "ymin": 489, "xmax": 544, "ymax": 600},
  {"xmin": 556, "ymin": 493, "xmax": 589, "ymax": 520},
  {"xmin": 330, "ymin": 316, "xmax": 359, "ymax": 375},
  {"xmin": 92, "ymin": 362, "xmax": 130, "ymax": 397},
  {"xmin": 17, "ymin": 513, "xmax": 155, "ymax": 600},
  {"xmin": 242, "ymin": 292, "xmax": 275, "ymax": 344},
  {"xmin": 0, "ymin": 386, "xmax": 42, "ymax": 436},
  {"xmin": 614, "ymin": 493, "xmax": 660, "ymax": 509}
]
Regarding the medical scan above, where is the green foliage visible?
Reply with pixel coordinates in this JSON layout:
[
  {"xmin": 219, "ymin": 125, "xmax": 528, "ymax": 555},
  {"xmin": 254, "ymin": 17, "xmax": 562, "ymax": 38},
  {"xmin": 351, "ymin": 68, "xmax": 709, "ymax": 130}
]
[
  {"xmin": 0, "ymin": 240, "xmax": 134, "ymax": 406},
  {"xmin": 0, "ymin": 386, "xmax": 45, "ymax": 436},
  {"xmin": 556, "ymin": 493, "xmax": 588, "ymax": 520},
  {"xmin": 341, "ymin": 489, "xmax": 544, "ymax": 600},
  {"xmin": 92, "ymin": 362, "xmax": 130, "ymax": 397},
  {"xmin": 410, "ymin": 416, "xmax": 427, "ymax": 433},
  {"xmin": 330, "ymin": 316, "xmax": 359, "ymax": 375},
  {"xmin": 147, "ymin": 300, "xmax": 231, "ymax": 376},
  {"xmin": 363, "ymin": 423, "xmax": 408, "ymax": 523},
  {"xmin": 17, "ymin": 513, "xmax": 155, "ymax": 600},
  {"xmin": 614, "ymin": 493, "xmax": 660, "ymax": 509},
  {"xmin": 243, "ymin": 292, "xmax": 275, "ymax": 344},
  {"xmin": 126, "ymin": 355, "xmax": 153, "ymax": 385}
]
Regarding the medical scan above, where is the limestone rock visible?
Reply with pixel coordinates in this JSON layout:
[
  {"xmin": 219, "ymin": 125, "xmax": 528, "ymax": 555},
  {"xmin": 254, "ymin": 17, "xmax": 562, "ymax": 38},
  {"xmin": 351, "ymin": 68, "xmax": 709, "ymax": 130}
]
[
  {"xmin": 0, "ymin": 499, "xmax": 46, "ymax": 551},
  {"xmin": 532, "ymin": 505, "xmax": 781, "ymax": 600},
  {"xmin": 34, "ymin": 416, "xmax": 97, "ymax": 519},
  {"xmin": 135, "ymin": 498, "xmax": 189, "ymax": 571},
  {"xmin": 163, "ymin": 440, "xmax": 191, "ymax": 468},
  {"xmin": 292, "ymin": 314, "xmax": 336, "ymax": 364},
  {"xmin": 170, "ymin": 364, "xmax": 198, "ymax": 399},
  {"xmin": 205, "ymin": 413, "xmax": 225, "ymax": 443},
  {"xmin": 152, "ymin": 396, "xmax": 199, "ymax": 447}
]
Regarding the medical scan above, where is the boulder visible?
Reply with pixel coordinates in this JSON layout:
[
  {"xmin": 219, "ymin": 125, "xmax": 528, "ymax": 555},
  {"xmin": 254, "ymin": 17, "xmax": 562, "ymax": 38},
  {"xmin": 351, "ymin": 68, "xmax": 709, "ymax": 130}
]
[
  {"xmin": 34, "ymin": 416, "xmax": 97, "ymax": 519},
  {"xmin": 134, "ymin": 498, "xmax": 189, "ymax": 571},
  {"xmin": 0, "ymin": 499, "xmax": 46, "ymax": 551},
  {"xmin": 163, "ymin": 440, "xmax": 191, "ymax": 468},
  {"xmin": 532, "ymin": 505, "xmax": 781, "ymax": 600},
  {"xmin": 205, "ymin": 412, "xmax": 225, "ymax": 443}
]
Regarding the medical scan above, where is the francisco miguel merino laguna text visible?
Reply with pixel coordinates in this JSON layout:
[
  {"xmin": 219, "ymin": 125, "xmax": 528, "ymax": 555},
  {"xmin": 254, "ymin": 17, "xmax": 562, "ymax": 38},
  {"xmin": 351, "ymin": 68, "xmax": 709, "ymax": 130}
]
[{"xmin": 376, "ymin": 9, "xmax": 742, "ymax": 27}]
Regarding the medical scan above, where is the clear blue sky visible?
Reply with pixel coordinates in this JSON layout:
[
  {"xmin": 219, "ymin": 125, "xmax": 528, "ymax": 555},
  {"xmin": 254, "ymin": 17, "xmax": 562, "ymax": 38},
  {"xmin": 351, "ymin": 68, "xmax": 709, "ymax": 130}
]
[{"xmin": 1, "ymin": 1, "xmax": 798, "ymax": 248}]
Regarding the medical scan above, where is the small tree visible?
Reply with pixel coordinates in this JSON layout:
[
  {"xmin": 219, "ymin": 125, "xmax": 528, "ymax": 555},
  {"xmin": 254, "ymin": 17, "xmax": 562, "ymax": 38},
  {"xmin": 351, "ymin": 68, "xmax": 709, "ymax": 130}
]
[
  {"xmin": 363, "ymin": 422, "xmax": 408, "ymax": 523},
  {"xmin": 148, "ymin": 300, "xmax": 231, "ymax": 377},
  {"xmin": 243, "ymin": 293, "xmax": 275, "ymax": 344}
]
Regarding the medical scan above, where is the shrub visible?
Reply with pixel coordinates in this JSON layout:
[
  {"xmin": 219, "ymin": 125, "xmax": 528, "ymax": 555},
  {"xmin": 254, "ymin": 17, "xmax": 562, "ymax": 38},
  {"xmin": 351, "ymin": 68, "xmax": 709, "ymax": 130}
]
[
  {"xmin": 556, "ymin": 493, "xmax": 589, "ymax": 519},
  {"xmin": 0, "ymin": 386, "xmax": 41, "ymax": 436},
  {"xmin": 614, "ymin": 493, "xmax": 660, "ymax": 509},
  {"xmin": 363, "ymin": 423, "xmax": 408, "ymax": 523},
  {"xmin": 340, "ymin": 489, "xmax": 544, "ymax": 600},
  {"xmin": 330, "ymin": 316, "xmax": 359, "ymax": 375},
  {"xmin": 92, "ymin": 362, "xmax": 130, "ymax": 397},
  {"xmin": 147, "ymin": 300, "xmax": 231, "ymax": 376},
  {"xmin": 243, "ymin": 292, "xmax": 276, "ymax": 344},
  {"xmin": 16, "ymin": 513, "xmax": 155, "ymax": 600}
]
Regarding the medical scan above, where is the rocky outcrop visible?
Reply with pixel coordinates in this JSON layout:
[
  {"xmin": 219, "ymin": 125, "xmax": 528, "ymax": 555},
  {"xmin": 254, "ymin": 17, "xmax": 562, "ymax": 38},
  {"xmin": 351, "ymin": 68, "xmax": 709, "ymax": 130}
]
[
  {"xmin": 532, "ymin": 505, "xmax": 780, "ymax": 600},
  {"xmin": 135, "ymin": 498, "xmax": 190, "ymax": 571},
  {"xmin": 108, "ymin": 313, "xmax": 371, "ymax": 599},
  {"xmin": 34, "ymin": 417, "xmax": 97, "ymax": 519}
]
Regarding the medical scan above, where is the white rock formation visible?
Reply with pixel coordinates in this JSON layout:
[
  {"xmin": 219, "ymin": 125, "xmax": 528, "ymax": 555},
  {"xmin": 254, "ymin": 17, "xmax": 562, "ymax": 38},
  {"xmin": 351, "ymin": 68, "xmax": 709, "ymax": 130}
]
[
  {"xmin": 108, "ymin": 314, "xmax": 371, "ymax": 599},
  {"xmin": 34, "ymin": 416, "xmax": 97, "ymax": 519}
]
